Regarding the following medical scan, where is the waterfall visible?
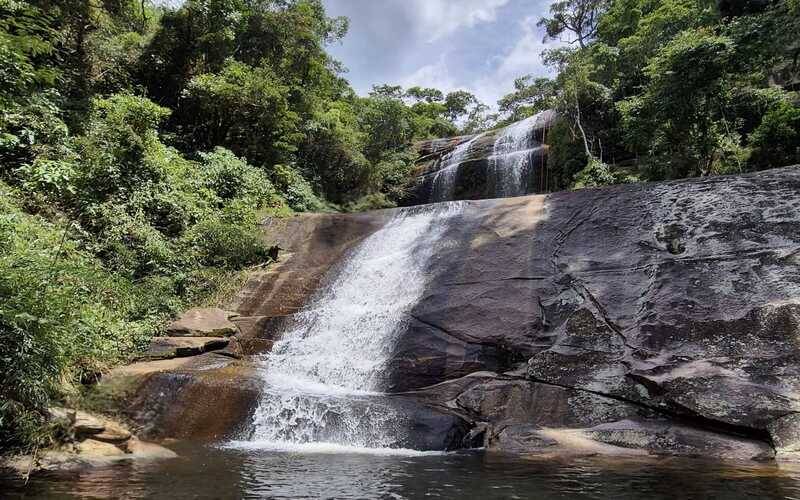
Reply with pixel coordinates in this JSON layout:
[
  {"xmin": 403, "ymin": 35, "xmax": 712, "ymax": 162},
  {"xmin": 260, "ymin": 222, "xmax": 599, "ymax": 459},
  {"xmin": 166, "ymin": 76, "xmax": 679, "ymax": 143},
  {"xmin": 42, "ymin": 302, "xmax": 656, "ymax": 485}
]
[
  {"xmin": 429, "ymin": 134, "xmax": 483, "ymax": 202},
  {"xmin": 489, "ymin": 111, "xmax": 551, "ymax": 198},
  {"xmin": 240, "ymin": 203, "xmax": 464, "ymax": 453},
  {"xmin": 422, "ymin": 110, "xmax": 553, "ymax": 203}
]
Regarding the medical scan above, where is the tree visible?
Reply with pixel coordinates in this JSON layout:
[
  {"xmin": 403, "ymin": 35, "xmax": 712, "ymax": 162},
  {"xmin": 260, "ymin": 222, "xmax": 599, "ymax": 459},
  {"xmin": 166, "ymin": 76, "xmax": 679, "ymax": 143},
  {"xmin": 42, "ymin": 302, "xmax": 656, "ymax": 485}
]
[
  {"xmin": 498, "ymin": 76, "xmax": 558, "ymax": 123},
  {"xmin": 538, "ymin": 0, "xmax": 610, "ymax": 48},
  {"xmin": 618, "ymin": 29, "xmax": 736, "ymax": 177},
  {"xmin": 443, "ymin": 90, "xmax": 479, "ymax": 122},
  {"xmin": 369, "ymin": 84, "xmax": 404, "ymax": 99},
  {"xmin": 405, "ymin": 86, "xmax": 444, "ymax": 103}
]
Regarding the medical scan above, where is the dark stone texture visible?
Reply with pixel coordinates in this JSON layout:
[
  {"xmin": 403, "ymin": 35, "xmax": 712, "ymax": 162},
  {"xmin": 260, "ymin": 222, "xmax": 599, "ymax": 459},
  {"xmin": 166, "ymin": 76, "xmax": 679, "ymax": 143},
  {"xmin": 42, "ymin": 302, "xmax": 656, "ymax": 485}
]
[
  {"xmin": 107, "ymin": 166, "xmax": 800, "ymax": 460},
  {"xmin": 390, "ymin": 166, "xmax": 800, "ymax": 459},
  {"xmin": 403, "ymin": 112, "xmax": 556, "ymax": 205}
]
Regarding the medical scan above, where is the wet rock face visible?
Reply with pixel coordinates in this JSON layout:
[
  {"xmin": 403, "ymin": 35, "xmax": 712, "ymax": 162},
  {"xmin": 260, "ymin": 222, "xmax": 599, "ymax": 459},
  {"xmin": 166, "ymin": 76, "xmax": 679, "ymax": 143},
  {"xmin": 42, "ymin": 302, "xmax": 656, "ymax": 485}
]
[
  {"xmin": 392, "ymin": 166, "xmax": 800, "ymax": 459},
  {"xmin": 404, "ymin": 113, "xmax": 555, "ymax": 205}
]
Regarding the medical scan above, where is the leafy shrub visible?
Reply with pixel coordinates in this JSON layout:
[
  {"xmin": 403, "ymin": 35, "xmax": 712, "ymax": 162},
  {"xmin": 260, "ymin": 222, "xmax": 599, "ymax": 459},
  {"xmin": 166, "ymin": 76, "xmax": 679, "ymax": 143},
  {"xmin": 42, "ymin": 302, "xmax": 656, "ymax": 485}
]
[
  {"xmin": 572, "ymin": 157, "xmax": 617, "ymax": 189},
  {"xmin": 90, "ymin": 203, "xmax": 178, "ymax": 279},
  {"xmin": 0, "ymin": 184, "xmax": 157, "ymax": 450},
  {"xmin": 343, "ymin": 193, "xmax": 396, "ymax": 213},
  {"xmin": 748, "ymin": 100, "xmax": 800, "ymax": 170},
  {"xmin": 182, "ymin": 217, "xmax": 273, "ymax": 269},
  {"xmin": 199, "ymin": 147, "xmax": 283, "ymax": 208},
  {"xmin": 272, "ymin": 164, "xmax": 326, "ymax": 212},
  {"xmin": 73, "ymin": 95, "xmax": 171, "ymax": 201}
]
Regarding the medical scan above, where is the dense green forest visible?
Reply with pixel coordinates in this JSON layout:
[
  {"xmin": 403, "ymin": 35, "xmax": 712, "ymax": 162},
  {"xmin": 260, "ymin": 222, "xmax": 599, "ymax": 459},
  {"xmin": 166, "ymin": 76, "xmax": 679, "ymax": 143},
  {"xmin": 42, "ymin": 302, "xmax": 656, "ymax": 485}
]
[
  {"xmin": 506, "ymin": 0, "xmax": 800, "ymax": 189},
  {"xmin": 1, "ymin": 0, "xmax": 799, "ymax": 452}
]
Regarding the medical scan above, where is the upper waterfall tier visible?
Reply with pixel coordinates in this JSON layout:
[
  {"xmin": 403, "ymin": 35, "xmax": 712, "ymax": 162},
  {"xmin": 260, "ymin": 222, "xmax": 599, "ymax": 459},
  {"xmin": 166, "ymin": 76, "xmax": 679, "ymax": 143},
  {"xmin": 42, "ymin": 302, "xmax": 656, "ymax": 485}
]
[{"xmin": 406, "ymin": 110, "xmax": 556, "ymax": 205}]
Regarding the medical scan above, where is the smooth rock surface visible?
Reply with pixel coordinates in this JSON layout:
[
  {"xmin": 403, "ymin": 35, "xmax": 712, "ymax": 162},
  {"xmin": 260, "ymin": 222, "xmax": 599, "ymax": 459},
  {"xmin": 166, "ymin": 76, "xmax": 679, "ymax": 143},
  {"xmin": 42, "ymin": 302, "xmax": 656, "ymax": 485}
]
[
  {"xmin": 166, "ymin": 308, "xmax": 239, "ymax": 337},
  {"xmin": 389, "ymin": 166, "xmax": 800, "ymax": 459},
  {"xmin": 104, "ymin": 353, "xmax": 263, "ymax": 441}
]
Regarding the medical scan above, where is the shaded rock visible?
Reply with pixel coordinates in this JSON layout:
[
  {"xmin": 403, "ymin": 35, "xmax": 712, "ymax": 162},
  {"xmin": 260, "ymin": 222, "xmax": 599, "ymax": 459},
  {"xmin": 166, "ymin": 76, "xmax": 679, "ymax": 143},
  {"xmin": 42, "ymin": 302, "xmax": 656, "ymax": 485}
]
[
  {"xmin": 92, "ymin": 420, "xmax": 132, "ymax": 444},
  {"xmin": 584, "ymin": 419, "xmax": 773, "ymax": 460},
  {"xmin": 73, "ymin": 410, "xmax": 106, "ymax": 438},
  {"xmin": 388, "ymin": 167, "xmax": 800, "ymax": 458},
  {"xmin": 3, "ymin": 439, "xmax": 177, "ymax": 476},
  {"xmin": 142, "ymin": 337, "xmax": 230, "ymax": 359},
  {"xmin": 75, "ymin": 439, "xmax": 124, "ymax": 457},
  {"xmin": 47, "ymin": 407, "xmax": 75, "ymax": 427},
  {"xmin": 124, "ymin": 437, "xmax": 178, "ymax": 459},
  {"xmin": 166, "ymin": 308, "xmax": 239, "ymax": 337},
  {"xmin": 769, "ymin": 413, "xmax": 800, "ymax": 453}
]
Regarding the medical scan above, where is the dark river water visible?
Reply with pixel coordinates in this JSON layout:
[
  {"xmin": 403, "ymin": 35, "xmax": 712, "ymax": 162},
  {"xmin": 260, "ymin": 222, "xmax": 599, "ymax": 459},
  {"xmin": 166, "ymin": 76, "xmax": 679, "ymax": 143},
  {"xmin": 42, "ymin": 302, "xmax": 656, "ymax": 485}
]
[{"xmin": 4, "ymin": 444, "xmax": 800, "ymax": 499}]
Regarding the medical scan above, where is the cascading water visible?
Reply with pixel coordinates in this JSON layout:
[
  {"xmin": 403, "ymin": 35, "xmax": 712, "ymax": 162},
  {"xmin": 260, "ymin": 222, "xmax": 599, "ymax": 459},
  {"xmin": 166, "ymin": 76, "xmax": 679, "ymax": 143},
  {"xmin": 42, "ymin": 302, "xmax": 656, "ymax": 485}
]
[
  {"xmin": 237, "ymin": 203, "xmax": 464, "ymax": 453},
  {"xmin": 488, "ymin": 110, "xmax": 551, "ymax": 198},
  {"xmin": 429, "ymin": 134, "xmax": 483, "ymax": 202}
]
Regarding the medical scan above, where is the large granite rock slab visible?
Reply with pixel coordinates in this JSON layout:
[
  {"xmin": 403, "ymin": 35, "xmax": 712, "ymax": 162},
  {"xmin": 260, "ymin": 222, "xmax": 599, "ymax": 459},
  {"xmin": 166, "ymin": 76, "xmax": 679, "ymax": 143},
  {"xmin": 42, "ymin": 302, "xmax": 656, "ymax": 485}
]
[
  {"xmin": 390, "ymin": 166, "xmax": 800, "ymax": 459},
  {"xmin": 100, "ymin": 166, "xmax": 800, "ymax": 461},
  {"xmin": 166, "ymin": 308, "xmax": 239, "ymax": 337}
]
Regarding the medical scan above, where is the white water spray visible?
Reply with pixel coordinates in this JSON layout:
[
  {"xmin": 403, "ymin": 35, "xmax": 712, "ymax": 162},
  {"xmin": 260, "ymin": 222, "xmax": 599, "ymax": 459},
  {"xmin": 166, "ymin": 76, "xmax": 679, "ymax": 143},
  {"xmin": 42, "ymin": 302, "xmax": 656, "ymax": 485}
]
[
  {"xmin": 429, "ymin": 135, "xmax": 483, "ymax": 202},
  {"xmin": 488, "ymin": 110, "xmax": 551, "ymax": 197},
  {"xmin": 243, "ymin": 203, "xmax": 464, "ymax": 453}
]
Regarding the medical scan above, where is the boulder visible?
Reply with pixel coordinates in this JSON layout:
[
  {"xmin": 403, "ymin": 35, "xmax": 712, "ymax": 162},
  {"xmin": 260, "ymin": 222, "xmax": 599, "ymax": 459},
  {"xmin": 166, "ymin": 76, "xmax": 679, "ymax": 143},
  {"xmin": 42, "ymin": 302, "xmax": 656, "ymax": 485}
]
[
  {"xmin": 92, "ymin": 420, "xmax": 132, "ymax": 444},
  {"xmin": 75, "ymin": 439, "xmax": 125, "ymax": 457},
  {"xmin": 92, "ymin": 166, "xmax": 800, "ymax": 460},
  {"xmin": 73, "ymin": 410, "xmax": 106, "ymax": 438},
  {"xmin": 104, "ymin": 353, "xmax": 263, "ymax": 441},
  {"xmin": 166, "ymin": 308, "xmax": 239, "ymax": 337}
]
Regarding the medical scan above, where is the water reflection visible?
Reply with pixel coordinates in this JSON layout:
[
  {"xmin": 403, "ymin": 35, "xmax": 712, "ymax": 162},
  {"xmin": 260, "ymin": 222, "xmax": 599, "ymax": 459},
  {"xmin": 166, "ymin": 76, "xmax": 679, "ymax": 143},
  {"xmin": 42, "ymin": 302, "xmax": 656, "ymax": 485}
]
[{"xmin": 5, "ymin": 445, "xmax": 800, "ymax": 499}]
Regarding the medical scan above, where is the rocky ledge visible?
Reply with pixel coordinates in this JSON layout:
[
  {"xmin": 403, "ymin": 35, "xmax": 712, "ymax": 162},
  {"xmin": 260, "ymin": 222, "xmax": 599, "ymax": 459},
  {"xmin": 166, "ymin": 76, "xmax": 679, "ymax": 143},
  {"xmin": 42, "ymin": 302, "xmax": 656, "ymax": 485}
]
[
  {"xmin": 1, "ymin": 408, "xmax": 175, "ymax": 477},
  {"xmin": 387, "ymin": 166, "xmax": 800, "ymax": 460}
]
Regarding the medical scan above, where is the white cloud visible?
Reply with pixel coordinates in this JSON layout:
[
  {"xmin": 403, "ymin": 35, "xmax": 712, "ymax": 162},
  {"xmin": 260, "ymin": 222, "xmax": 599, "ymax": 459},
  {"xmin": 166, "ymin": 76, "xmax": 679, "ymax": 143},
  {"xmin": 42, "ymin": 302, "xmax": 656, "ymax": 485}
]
[
  {"xmin": 472, "ymin": 16, "xmax": 558, "ymax": 106},
  {"xmin": 398, "ymin": 54, "xmax": 459, "ymax": 93},
  {"xmin": 401, "ymin": 15, "xmax": 558, "ymax": 108},
  {"xmin": 410, "ymin": 0, "xmax": 512, "ymax": 42}
]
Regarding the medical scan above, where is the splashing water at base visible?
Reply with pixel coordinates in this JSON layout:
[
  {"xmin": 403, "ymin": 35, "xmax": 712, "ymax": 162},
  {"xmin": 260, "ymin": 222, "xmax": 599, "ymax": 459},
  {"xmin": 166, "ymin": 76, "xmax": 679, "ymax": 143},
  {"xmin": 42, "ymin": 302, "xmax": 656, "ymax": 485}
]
[{"xmin": 247, "ymin": 203, "xmax": 465, "ymax": 452}]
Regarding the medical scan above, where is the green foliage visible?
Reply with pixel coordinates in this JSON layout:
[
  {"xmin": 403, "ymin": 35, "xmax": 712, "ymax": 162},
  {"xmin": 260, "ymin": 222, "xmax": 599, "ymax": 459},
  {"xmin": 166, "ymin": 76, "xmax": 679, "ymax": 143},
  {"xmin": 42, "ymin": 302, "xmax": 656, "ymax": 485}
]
[
  {"xmin": 0, "ymin": 184, "xmax": 156, "ymax": 450},
  {"xmin": 532, "ymin": 0, "xmax": 800, "ymax": 189},
  {"xmin": 182, "ymin": 217, "xmax": 273, "ymax": 269},
  {"xmin": 498, "ymin": 76, "xmax": 558, "ymax": 124},
  {"xmin": 618, "ymin": 28, "xmax": 735, "ymax": 177},
  {"xmin": 343, "ymin": 192, "xmax": 396, "ymax": 213},
  {"xmin": 179, "ymin": 60, "xmax": 300, "ymax": 168},
  {"xmin": 545, "ymin": 117, "xmax": 589, "ymax": 190},
  {"xmin": 199, "ymin": 147, "xmax": 283, "ymax": 207},
  {"xmin": 272, "ymin": 164, "xmax": 326, "ymax": 212},
  {"xmin": 572, "ymin": 157, "xmax": 616, "ymax": 188},
  {"xmin": 748, "ymin": 100, "xmax": 800, "ymax": 169},
  {"xmin": 73, "ymin": 94, "xmax": 172, "ymax": 201},
  {"xmin": 538, "ymin": 0, "xmax": 610, "ymax": 48}
]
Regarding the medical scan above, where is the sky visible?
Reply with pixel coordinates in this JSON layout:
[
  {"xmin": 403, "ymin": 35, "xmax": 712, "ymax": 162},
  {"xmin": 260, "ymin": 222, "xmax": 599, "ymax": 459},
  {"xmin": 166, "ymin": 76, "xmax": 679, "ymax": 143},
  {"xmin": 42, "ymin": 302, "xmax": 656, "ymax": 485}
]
[{"xmin": 322, "ymin": 0, "xmax": 561, "ymax": 107}]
